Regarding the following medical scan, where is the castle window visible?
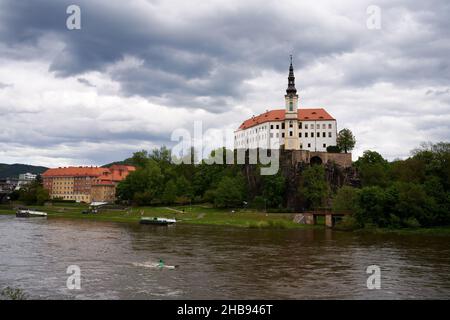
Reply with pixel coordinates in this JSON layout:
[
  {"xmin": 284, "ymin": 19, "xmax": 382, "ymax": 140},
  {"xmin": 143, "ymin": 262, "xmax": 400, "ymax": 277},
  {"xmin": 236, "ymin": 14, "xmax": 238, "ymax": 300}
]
[
  {"xmin": 322, "ymin": 124, "xmax": 326, "ymax": 129},
  {"xmin": 289, "ymin": 131, "xmax": 293, "ymax": 136},
  {"xmin": 299, "ymin": 122, "xmax": 302, "ymax": 129},
  {"xmin": 289, "ymin": 121, "xmax": 293, "ymax": 128},
  {"xmin": 300, "ymin": 144, "xmax": 303, "ymax": 149},
  {"xmin": 311, "ymin": 132, "xmax": 314, "ymax": 138},
  {"xmin": 305, "ymin": 124, "xmax": 308, "ymax": 129},
  {"xmin": 271, "ymin": 125, "xmax": 273, "ymax": 129},
  {"xmin": 317, "ymin": 132, "xmax": 320, "ymax": 137},
  {"xmin": 323, "ymin": 143, "xmax": 326, "ymax": 148},
  {"xmin": 289, "ymin": 101, "xmax": 293, "ymax": 111},
  {"xmin": 328, "ymin": 124, "xmax": 332, "ymax": 129},
  {"xmin": 316, "ymin": 124, "xmax": 320, "ymax": 129},
  {"xmin": 305, "ymin": 132, "xmax": 308, "ymax": 138},
  {"xmin": 276, "ymin": 125, "xmax": 279, "ymax": 129},
  {"xmin": 323, "ymin": 132, "xmax": 326, "ymax": 138},
  {"xmin": 282, "ymin": 133, "xmax": 285, "ymax": 138},
  {"xmin": 328, "ymin": 132, "xmax": 332, "ymax": 137},
  {"xmin": 308, "ymin": 143, "xmax": 311, "ymax": 148},
  {"xmin": 299, "ymin": 132, "xmax": 302, "ymax": 138},
  {"xmin": 281, "ymin": 123, "xmax": 285, "ymax": 129}
]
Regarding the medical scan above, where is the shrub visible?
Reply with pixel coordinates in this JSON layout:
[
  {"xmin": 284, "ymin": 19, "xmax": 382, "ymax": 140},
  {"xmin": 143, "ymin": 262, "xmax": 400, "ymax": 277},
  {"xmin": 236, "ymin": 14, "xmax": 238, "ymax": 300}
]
[
  {"xmin": 403, "ymin": 217, "xmax": 421, "ymax": 228},
  {"xmin": 326, "ymin": 145, "xmax": 341, "ymax": 153},
  {"xmin": 1, "ymin": 287, "xmax": 27, "ymax": 300},
  {"xmin": 334, "ymin": 215, "xmax": 360, "ymax": 231}
]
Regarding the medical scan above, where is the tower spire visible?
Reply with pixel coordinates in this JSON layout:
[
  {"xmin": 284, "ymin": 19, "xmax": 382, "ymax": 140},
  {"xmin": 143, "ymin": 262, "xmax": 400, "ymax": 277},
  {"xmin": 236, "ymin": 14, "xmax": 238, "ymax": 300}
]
[{"xmin": 286, "ymin": 55, "xmax": 297, "ymax": 95}]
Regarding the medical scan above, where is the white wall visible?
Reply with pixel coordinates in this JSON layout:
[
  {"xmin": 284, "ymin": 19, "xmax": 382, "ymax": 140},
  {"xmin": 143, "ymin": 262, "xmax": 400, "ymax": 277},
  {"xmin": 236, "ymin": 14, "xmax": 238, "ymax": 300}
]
[{"xmin": 235, "ymin": 120, "xmax": 337, "ymax": 151}]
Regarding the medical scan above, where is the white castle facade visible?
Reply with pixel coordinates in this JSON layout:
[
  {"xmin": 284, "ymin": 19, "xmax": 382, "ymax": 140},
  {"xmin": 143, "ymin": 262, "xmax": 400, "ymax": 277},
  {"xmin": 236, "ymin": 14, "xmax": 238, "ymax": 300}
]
[{"xmin": 234, "ymin": 60, "xmax": 337, "ymax": 151}]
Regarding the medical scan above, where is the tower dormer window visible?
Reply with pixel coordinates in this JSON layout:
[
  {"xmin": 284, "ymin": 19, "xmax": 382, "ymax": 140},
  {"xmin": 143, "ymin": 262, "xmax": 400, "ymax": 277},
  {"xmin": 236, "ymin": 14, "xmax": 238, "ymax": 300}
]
[{"xmin": 289, "ymin": 101, "xmax": 293, "ymax": 111}]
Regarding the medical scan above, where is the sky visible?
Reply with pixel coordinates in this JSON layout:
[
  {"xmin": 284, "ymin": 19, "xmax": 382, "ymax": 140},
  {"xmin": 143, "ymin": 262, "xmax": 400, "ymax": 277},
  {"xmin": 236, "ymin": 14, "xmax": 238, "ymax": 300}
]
[{"xmin": 0, "ymin": 0, "xmax": 449, "ymax": 167}]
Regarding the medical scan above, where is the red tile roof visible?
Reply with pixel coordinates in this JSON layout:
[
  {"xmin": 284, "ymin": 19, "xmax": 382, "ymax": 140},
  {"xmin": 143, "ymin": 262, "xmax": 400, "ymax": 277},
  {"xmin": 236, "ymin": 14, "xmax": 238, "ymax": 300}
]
[
  {"xmin": 42, "ymin": 167, "xmax": 108, "ymax": 177},
  {"xmin": 238, "ymin": 108, "xmax": 335, "ymax": 130},
  {"xmin": 42, "ymin": 165, "xmax": 136, "ymax": 182}
]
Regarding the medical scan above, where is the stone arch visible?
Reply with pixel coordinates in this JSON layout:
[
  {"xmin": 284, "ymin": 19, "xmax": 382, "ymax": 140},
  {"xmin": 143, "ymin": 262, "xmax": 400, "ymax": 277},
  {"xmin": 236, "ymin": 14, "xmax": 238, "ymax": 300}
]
[{"xmin": 310, "ymin": 155, "xmax": 323, "ymax": 166}]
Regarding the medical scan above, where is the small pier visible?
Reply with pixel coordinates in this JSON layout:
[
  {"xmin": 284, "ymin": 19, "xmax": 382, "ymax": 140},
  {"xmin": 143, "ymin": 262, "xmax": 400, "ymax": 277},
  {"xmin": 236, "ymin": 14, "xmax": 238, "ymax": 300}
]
[{"xmin": 303, "ymin": 210, "xmax": 352, "ymax": 228}]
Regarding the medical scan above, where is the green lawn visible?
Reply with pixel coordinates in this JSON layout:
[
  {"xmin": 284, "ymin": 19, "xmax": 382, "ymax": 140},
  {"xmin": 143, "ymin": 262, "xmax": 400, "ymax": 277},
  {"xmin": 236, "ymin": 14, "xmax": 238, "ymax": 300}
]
[
  {"xmin": 2, "ymin": 203, "xmax": 448, "ymax": 234},
  {"xmin": 0, "ymin": 202, "xmax": 313, "ymax": 229}
]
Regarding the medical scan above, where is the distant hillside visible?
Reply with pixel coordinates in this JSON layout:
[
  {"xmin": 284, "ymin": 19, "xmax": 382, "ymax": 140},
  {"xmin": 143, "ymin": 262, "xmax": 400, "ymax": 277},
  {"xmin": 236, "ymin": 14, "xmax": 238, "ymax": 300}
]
[
  {"xmin": 0, "ymin": 163, "xmax": 48, "ymax": 179},
  {"xmin": 102, "ymin": 158, "xmax": 134, "ymax": 168}
]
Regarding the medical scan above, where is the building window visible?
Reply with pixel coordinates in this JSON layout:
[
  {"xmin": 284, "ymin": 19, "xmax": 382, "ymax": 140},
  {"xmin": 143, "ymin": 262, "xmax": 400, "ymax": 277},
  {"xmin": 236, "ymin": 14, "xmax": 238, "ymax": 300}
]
[
  {"xmin": 323, "ymin": 143, "xmax": 326, "ymax": 148},
  {"xmin": 305, "ymin": 132, "xmax": 308, "ymax": 138},
  {"xmin": 305, "ymin": 124, "xmax": 308, "ymax": 129},
  {"xmin": 328, "ymin": 124, "xmax": 332, "ymax": 129},
  {"xmin": 317, "ymin": 132, "xmax": 320, "ymax": 137},
  {"xmin": 308, "ymin": 143, "xmax": 311, "ymax": 148},
  {"xmin": 289, "ymin": 131, "xmax": 293, "ymax": 136},
  {"xmin": 282, "ymin": 133, "xmax": 285, "ymax": 138},
  {"xmin": 281, "ymin": 123, "xmax": 285, "ymax": 129},
  {"xmin": 289, "ymin": 121, "xmax": 293, "ymax": 128},
  {"xmin": 276, "ymin": 125, "xmax": 279, "ymax": 129},
  {"xmin": 322, "ymin": 132, "xmax": 326, "ymax": 138},
  {"xmin": 299, "ymin": 132, "xmax": 302, "ymax": 138},
  {"xmin": 289, "ymin": 101, "xmax": 293, "ymax": 111},
  {"xmin": 270, "ymin": 125, "xmax": 273, "ymax": 129},
  {"xmin": 300, "ymin": 144, "xmax": 303, "ymax": 149},
  {"xmin": 311, "ymin": 132, "xmax": 314, "ymax": 138},
  {"xmin": 328, "ymin": 132, "xmax": 332, "ymax": 138},
  {"xmin": 322, "ymin": 124, "xmax": 326, "ymax": 129},
  {"xmin": 299, "ymin": 122, "xmax": 302, "ymax": 129},
  {"xmin": 316, "ymin": 124, "xmax": 320, "ymax": 129},
  {"xmin": 270, "ymin": 133, "xmax": 273, "ymax": 138}
]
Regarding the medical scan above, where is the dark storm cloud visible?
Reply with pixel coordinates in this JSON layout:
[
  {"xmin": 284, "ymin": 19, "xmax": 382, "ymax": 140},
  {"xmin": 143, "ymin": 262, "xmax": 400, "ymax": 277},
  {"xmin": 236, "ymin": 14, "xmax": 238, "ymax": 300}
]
[
  {"xmin": 77, "ymin": 77, "xmax": 96, "ymax": 87},
  {"xmin": 0, "ymin": 0, "xmax": 364, "ymax": 112},
  {"xmin": 0, "ymin": 82, "xmax": 13, "ymax": 89}
]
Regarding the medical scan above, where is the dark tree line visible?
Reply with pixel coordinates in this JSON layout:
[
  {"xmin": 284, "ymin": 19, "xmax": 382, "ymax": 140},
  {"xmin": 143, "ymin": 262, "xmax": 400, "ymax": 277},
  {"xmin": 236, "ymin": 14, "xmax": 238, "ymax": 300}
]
[
  {"xmin": 333, "ymin": 142, "xmax": 450, "ymax": 228},
  {"xmin": 117, "ymin": 142, "xmax": 450, "ymax": 228}
]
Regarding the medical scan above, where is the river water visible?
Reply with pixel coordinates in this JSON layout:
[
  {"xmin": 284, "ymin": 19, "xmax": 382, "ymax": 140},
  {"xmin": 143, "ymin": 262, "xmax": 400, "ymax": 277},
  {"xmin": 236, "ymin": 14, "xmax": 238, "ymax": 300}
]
[{"xmin": 1, "ymin": 215, "xmax": 449, "ymax": 299}]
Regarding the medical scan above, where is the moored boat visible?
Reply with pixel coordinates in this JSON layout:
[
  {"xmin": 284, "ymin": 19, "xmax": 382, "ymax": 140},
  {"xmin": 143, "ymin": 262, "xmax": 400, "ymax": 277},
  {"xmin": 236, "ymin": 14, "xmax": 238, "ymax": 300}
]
[
  {"xmin": 16, "ymin": 209, "xmax": 48, "ymax": 218},
  {"xmin": 140, "ymin": 217, "xmax": 176, "ymax": 225}
]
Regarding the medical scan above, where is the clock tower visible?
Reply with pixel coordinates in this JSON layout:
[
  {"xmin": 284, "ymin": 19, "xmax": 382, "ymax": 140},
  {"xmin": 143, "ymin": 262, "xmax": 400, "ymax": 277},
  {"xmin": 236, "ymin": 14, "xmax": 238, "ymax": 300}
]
[{"xmin": 284, "ymin": 56, "xmax": 299, "ymax": 150}]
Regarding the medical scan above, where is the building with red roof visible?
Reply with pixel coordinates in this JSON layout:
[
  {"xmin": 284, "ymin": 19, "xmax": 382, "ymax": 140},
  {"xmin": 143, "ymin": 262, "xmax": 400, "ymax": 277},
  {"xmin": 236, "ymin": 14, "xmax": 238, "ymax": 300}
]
[
  {"xmin": 42, "ymin": 165, "xmax": 135, "ymax": 203},
  {"xmin": 235, "ymin": 58, "xmax": 337, "ymax": 151}
]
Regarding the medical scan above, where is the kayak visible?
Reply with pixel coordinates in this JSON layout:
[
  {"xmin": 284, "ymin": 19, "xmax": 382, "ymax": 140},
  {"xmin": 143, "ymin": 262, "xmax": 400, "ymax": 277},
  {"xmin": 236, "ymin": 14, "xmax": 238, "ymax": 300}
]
[{"xmin": 132, "ymin": 262, "xmax": 179, "ymax": 269}]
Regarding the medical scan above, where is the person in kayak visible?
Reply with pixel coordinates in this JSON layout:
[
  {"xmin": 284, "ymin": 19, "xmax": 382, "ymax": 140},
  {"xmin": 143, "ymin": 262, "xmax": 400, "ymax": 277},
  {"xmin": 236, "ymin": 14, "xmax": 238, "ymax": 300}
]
[{"xmin": 158, "ymin": 259, "xmax": 165, "ymax": 268}]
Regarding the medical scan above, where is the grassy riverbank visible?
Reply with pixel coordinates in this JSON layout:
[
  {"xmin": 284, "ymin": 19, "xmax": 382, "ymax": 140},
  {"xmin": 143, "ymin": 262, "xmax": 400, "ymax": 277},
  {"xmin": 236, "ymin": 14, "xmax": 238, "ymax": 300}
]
[
  {"xmin": 0, "ymin": 202, "xmax": 312, "ymax": 229},
  {"xmin": 1, "ymin": 203, "xmax": 449, "ymax": 234}
]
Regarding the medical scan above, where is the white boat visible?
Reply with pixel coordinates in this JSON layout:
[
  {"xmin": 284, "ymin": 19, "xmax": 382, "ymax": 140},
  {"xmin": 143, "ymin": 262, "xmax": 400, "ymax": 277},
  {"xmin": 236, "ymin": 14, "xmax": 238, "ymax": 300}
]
[
  {"xmin": 140, "ymin": 217, "xmax": 176, "ymax": 225},
  {"xmin": 16, "ymin": 209, "xmax": 48, "ymax": 218}
]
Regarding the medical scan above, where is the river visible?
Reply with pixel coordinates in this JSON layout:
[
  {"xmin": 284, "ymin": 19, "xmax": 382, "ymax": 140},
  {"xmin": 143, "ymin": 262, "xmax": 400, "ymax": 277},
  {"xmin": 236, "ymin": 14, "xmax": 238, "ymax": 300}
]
[{"xmin": 1, "ymin": 215, "xmax": 449, "ymax": 299}]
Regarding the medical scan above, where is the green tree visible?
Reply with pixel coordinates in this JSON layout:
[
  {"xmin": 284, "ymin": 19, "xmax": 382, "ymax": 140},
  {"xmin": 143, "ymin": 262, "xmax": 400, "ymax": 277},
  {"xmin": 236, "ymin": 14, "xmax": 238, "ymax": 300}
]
[
  {"xmin": 332, "ymin": 186, "xmax": 359, "ymax": 213},
  {"xmin": 261, "ymin": 173, "xmax": 285, "ymax": 208},
  {"xmin": 161, "ymin": 180, "xmax": 177, "ymax": 204},
  {"xmin": 116, "ymin": 159, "xmax": 163, "ymax": 205},
  {"xmin": 300, "ymin": 165, "xmax": 328, "ymax": 209},
  {"xmin": 337, "ymin": 128, "xmax": 356, "ymax": 153},
  {"xmin": 175, "ymin": 176, "xmax": 193, "ymax": 204},
  {"xmin": 355, "ymin": 186, "xmax": 389, "ymax": 227},
  {"xmin": 355, "ymin": 150, "xmax": 390, "ymax": 187},
  {"xmin": 19, "ymin": 176, "xmax": 49, "ymax": 205},
  {"xmin": 213, "ymin": 175, "xmax": 246, "ymax": 208}
]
